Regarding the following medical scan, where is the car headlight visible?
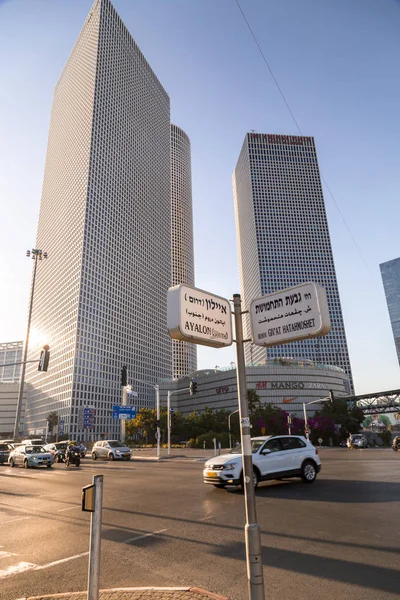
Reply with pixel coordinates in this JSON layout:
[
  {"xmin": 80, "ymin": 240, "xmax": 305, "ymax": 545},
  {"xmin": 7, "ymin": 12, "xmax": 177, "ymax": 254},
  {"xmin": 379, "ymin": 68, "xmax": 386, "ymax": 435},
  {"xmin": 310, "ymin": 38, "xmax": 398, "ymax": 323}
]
[
  {"xmin": 32, "ymin": 457, "xmax": 37, "ymax": 461},
  {"xmin": 223, "ymin": 462, "xmax": 238, "ymax": 470},
  {"xmin": 115, "ymin": 450, "xmax": 120, "ymax": 453}
]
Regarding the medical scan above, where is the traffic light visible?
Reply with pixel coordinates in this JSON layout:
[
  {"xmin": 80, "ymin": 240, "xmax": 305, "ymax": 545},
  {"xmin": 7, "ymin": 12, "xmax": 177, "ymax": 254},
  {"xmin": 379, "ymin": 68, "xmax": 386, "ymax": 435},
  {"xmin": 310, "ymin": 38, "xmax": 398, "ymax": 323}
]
[
  {"xmin": 120, "ymin": 365, "xmax": 127, "ymax": 387},
  {"xmin": 38, "ymin": 345, "xmax": 50, "ymax": 372},
  {"xmin": 155, "ymin": 419, "xmax": 160, "ymax": 428},
  {"xmin": 189, "ymin": 379, "xmax": 198, "ymax": 395},
  {"xmin": 329, "ymin": 389, "xmax": 335, "ymax": 403},
  {"xmin": 172, "ymin": 412, "xmax": 176, "ymax": 427}
]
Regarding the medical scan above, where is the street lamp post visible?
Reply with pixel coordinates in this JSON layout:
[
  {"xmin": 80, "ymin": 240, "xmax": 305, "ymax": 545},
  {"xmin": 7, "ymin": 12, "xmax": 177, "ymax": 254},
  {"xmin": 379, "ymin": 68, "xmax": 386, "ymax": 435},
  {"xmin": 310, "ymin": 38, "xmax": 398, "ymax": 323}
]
[
  {"xmin": 303, "ymin": 392, "xmax": 333, "ymax": 441},
  {"xmin": 14, "ymin": 249, "xmax": 48, "ymax": 440},
  {"xmin": 228, "ymin": 409, "xmax": 239, "ymax": 449}
]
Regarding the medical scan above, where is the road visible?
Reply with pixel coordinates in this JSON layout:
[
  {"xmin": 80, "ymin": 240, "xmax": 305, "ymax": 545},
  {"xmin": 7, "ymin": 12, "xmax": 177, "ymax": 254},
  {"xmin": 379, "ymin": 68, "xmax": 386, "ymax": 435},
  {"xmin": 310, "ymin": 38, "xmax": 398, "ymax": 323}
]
[{"xmin": 0, "ymin": 449, "xmax": 399, "ymax": 600}]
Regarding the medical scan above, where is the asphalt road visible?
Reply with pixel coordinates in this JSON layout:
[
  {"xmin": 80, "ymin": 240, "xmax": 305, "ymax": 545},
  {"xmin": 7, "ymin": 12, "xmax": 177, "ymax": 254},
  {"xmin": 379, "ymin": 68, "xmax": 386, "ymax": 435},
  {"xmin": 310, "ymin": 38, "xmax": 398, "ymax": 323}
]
[{"xmin": 0, "ymin": 449, "xmax": 399, "ymax": 600}]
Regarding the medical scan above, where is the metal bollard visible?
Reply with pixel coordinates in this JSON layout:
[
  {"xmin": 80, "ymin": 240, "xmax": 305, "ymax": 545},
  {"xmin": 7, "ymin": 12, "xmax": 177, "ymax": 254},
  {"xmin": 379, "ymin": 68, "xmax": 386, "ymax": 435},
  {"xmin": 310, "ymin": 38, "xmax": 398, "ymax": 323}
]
[{"xmin": 82, "ymin": 475, "xmax": 104, "ymax": 600}]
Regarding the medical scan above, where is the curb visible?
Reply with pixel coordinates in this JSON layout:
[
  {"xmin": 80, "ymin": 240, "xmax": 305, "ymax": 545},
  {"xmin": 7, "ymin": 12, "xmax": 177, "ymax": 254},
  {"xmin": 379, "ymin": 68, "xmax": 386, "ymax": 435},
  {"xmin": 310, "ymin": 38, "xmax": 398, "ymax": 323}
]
[{"xmin": 16, "ymin": 586, "xmax": 231, "ymax": 600}]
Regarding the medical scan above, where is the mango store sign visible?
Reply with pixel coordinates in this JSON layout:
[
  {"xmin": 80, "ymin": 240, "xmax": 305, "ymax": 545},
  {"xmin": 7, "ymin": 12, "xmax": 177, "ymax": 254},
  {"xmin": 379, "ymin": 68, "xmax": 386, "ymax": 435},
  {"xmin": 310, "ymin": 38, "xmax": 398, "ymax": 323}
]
[
  {"xmin": 250, "ymin": 282, "xmax": 331, "ymax": 347},
  {"xmin": 167, "ymin": 284, "xmax": 233, "ymax": 348}
]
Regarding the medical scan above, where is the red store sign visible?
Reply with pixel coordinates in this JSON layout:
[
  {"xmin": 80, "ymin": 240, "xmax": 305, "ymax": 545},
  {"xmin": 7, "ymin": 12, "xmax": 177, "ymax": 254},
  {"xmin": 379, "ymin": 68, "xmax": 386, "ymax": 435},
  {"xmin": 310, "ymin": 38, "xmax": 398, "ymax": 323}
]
[
  {"xmin": 216, "ymin": 386, "xmax": 229, "ymax": 394},
  {"xmin": 255, "ymin": 381, "xmax": 267, "ymax": 390}
]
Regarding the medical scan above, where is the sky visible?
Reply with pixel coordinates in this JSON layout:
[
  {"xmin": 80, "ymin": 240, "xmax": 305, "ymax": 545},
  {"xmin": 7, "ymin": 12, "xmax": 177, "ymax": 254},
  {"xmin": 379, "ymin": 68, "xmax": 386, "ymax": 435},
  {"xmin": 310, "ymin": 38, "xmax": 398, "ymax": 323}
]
[{"xmin": 0, "ymin": 0, "xmax": 399, "ymax": 395}]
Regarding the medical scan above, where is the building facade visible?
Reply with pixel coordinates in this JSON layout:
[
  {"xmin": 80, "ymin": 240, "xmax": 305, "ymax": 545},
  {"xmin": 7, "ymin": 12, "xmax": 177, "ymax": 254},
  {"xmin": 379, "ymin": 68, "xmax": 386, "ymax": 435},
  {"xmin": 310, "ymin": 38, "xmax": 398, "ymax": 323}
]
[
  {"xmin": 0, "ymin": 341, "xmax": 23, "ymax": 383},
  {"xmin": 233, "ymin": 133, "xmax": 353, "ymax": 389},
  {"xmin": 170, "ymin": 124, "xmax": 197, "ymax": 379},
  {"xmin": 380, "ymin": 257, "xmax": 400, "ymax": 366},
  {"xmin": 159, "ymin": 360, "xmax": 351, "ymax": 418},
  {"xmin": 24, "ymin": 0, "xmax": 172, "ymax": 440}
]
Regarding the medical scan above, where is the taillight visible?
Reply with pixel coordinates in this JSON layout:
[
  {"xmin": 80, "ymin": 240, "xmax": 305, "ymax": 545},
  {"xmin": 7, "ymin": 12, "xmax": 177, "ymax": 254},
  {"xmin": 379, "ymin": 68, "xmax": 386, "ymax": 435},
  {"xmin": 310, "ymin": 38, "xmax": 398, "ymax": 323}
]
[{"xmin": 315, "ymin": 448, "xmax": 319, "ymax": 455}]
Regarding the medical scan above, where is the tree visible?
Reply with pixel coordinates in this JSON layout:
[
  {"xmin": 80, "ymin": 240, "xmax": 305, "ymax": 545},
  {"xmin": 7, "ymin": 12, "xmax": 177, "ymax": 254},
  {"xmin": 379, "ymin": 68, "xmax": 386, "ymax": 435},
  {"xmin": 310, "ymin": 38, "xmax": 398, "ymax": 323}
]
[
  {"xmin": 318, "ymin": 398, "xmax": 364, "ymax": 439},
  {"xmin": 247, "ymin": 389, "xmax": 261, "ymax": 415},
  {"xmin": 47, "ymin": 411, "xmax": 58, "ymax": 433}
]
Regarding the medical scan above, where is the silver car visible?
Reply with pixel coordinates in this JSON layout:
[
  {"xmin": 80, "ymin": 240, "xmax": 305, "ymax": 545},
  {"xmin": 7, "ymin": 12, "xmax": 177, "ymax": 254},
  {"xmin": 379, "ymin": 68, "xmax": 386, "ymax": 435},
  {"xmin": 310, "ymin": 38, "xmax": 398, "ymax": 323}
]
[
  {"xmin": 91, "ymin": 440, "xmax": 131, "ymax": 461},
  {"xmin": 9, "ymin": 445, "xmax": 54, "ymax": 468}
]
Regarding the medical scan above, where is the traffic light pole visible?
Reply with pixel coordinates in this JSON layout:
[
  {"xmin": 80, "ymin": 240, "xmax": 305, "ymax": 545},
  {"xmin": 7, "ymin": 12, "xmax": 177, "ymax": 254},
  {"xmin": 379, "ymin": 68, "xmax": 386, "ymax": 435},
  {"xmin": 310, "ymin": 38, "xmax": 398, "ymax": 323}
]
[
  {"xmin": 233, "ymin": 294, "xmax": 265, "ymax": 600},
  {"xmin": 121, "ymin": 385, "xmax": 127, "ymax": 444}
]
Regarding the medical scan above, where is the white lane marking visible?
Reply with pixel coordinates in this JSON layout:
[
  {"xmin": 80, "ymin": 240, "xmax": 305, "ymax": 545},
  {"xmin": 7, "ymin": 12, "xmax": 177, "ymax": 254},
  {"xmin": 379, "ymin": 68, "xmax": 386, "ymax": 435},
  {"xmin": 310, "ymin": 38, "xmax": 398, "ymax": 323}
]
[
  {"xmin": 124, "ymin": 528, "xmax": 168, "ymax": 544},
  {"xmin": 0, "ymin": 551, "xmax": 18, "ymax": 559},
  {"xmin": 199, "ymin": 515, "xmax": 215, "ymax": 521},
  {"xmin": 57, "ymin": 506, "xmax": 80, "ymax": 512},
  {"xmin": 2, "ymin": 517, "xmax": 30, "ymax": 525},
  {"xmin": 35, "ymin": 551, "xmax": 89, "ymax": 570},
  {"xmin": 0, "ymin": 562, "xmax": 37, "ymax": 579}
]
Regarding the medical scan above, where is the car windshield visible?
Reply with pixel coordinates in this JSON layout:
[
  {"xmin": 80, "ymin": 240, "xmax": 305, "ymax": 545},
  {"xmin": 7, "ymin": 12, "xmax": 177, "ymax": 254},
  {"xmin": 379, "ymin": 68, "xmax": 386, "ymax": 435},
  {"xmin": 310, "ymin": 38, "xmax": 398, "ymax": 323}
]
[
  {"xmin": 230, "ymin": 439, "xmax": 267, "ymax": 454},
  {"xmin": 108, "ymin": 441, "xmax": 123, "ymax": 448},
  {"xmin": 26, "ymin": 446, "xmax": 46, "ymax": 454}
]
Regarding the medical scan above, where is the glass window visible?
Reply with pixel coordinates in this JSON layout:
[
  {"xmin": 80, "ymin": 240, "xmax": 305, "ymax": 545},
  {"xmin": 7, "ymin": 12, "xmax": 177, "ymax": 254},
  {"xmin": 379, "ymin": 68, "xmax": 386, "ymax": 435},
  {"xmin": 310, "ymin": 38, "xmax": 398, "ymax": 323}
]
[{"xmin": 263, "ymin": 439, "xmax": 281, "ymax": 452}]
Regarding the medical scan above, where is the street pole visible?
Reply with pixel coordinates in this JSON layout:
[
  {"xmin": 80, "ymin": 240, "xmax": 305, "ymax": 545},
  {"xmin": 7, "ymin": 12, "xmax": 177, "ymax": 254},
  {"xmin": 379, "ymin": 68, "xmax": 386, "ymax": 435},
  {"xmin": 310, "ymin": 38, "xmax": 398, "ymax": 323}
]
[
  {"xmin": 228, "ymin": 409, "xmax": 239, "ymax": 449},
  {"xmin": 14, "ymin": 256, "xmax": 38, "ymax": 440},
  {"xmin": 87, "ymin": 474, "xmax": 103, "ymax": 600},
  {"xmin": 155, "ymin": 384, "xmax": 160, "ymax": 458},
  {"xmin": 167, "ymin": 391, "xmax": 171, "ymax": 456},
  {"xmin": 121, "ymin": 385, "xmax": 127, "ymax": 444},
  {"xmin": 303, "ymin": 402, "xmax": 309, "ymax": 440},
  {"xmin": 233, "ymin": 294, "xmax": 265, "ymax": 600}
]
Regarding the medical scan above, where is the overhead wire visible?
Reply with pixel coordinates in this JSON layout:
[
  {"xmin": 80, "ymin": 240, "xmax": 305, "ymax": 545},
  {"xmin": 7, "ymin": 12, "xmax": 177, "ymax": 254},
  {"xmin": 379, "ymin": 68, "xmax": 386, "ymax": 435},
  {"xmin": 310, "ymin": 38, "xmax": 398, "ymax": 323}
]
[{"xmin": 233, "ymin": 0, "xmax": 376, "ymax": 281}]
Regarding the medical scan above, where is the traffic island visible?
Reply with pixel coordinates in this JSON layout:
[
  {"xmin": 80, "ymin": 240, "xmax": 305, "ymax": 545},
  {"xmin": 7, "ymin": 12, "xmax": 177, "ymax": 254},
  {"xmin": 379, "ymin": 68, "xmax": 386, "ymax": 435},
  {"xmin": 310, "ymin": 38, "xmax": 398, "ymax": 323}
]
[{"xmin": 16, "ymin": 586, "xmax": 231, "ymax": 600}]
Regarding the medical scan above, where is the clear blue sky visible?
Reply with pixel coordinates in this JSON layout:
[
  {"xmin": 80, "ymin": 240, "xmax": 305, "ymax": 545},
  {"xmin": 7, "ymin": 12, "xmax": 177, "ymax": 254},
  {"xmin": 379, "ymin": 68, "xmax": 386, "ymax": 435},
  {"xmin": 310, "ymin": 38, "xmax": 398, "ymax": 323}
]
[{"xmin": 0, "ymin": 0, "xmax": 399, "ymax": 394}]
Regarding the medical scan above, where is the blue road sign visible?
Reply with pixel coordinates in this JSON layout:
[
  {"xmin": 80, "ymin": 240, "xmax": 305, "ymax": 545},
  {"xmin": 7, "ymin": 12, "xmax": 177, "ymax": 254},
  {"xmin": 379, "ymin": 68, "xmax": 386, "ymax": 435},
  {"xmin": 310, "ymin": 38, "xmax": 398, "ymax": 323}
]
[
  {"xmin": 59, "ymin": 419, "xmax": 64, "ymax": 435},
  {"xmin": 112, "ymin": 405, "xmax": 137, "ymax": 420}
]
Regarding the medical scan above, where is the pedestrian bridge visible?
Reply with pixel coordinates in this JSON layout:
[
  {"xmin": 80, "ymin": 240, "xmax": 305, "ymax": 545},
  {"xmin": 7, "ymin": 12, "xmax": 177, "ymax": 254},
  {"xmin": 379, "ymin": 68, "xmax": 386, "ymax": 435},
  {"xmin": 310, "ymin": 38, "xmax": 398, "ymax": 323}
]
[{"xmin": 342, "ymin": 388, "xmax": 400, "ymax": 414}]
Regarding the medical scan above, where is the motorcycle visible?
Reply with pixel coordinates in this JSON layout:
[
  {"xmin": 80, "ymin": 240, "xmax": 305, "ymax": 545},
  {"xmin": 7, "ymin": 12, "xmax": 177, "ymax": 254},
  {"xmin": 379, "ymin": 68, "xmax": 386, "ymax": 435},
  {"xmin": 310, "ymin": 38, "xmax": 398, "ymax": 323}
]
[
  {"xmin": 65, "ymin": 446, "xmax": 81, "ymax": 467},
  {"xmin": 392, "ymin": 437, "xmax": 400, "ymax": 452}
]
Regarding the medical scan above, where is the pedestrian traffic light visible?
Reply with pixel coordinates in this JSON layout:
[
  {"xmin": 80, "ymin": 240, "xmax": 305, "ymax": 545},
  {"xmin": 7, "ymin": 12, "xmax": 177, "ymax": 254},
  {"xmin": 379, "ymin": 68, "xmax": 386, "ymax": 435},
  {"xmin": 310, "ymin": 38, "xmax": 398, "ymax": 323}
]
[
  {"xmin": 38, "ymin": 345, "xmax": 50, "ymax": 372},
  {"xmin": 120, "ymin": 365, "xmax": 127, "ymax": 387},
  {"xmin": 189, "ymin": 379, "xmax": 198, "ymax": 395},
  {"xmin": 155, "ymin": 419, "xmax": 160, "ymax": 428}
]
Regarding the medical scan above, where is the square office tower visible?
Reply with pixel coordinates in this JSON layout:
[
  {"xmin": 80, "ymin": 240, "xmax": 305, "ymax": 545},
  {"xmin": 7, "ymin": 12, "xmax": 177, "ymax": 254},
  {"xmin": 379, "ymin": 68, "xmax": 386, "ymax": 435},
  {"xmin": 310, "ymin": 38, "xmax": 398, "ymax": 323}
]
[
  {"xmin": 233, "ymin": 133, "xmax": 353, "ymax": 391},
  {"xmin": 380, "ymin": 257, "xmax": 400, "ymax": 366},
  {"xmin": 24, "ymin": 0, "xmax": 172, "ymax": 438}
]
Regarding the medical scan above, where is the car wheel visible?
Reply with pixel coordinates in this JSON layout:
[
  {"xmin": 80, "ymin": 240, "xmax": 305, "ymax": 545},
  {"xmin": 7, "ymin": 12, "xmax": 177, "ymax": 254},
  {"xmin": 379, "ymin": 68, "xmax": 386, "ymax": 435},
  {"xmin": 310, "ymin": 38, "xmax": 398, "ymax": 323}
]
[
  {"xmin": 92, "ymin": 452, "xmax": 97, "ymax": 460},
  {"xmin": 240, "ymin": 468, "xmax": 259, "ymax": 490},
  {"xmin": 9, "ymin": 458, "xmax": 15, "ymax": 468},
  {"xmin": 301, "ymin": 460, "xmax": 317, "ymax": 483},
  {"xmin": 109, "ymin": 453, "xmax": 115, "ymax": 461},
  {"xmin": 24, "ymin": 460, "xmax": 29, "ymax": 469},
  {"xmin": 213, "ymin": 484, "xmax": 226, "ymax": 488}
]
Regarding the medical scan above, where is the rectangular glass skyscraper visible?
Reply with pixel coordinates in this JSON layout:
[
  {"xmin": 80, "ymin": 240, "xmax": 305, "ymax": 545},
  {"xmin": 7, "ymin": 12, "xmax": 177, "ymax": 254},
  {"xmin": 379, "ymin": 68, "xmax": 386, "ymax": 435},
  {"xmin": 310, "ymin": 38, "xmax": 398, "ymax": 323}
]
[
  {"xmin": 380, "ymin": 257, "xmax": 400, "ymax": 366},
  {"xmin": 233, "ymin": 133, "xmax": 353, "ymax": 390},
  {"xmin": 24, "ymin": 0, "xmax": 172, "ymax": 438}
]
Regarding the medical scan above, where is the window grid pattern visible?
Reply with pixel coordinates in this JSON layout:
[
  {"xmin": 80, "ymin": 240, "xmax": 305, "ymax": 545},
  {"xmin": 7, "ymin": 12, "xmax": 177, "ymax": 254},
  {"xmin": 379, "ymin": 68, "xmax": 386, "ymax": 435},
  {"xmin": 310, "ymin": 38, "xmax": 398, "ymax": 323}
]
[
  {"xmin": 0, "ymin": 341, "xmax": 23, "ymax": 383},
  {"xmin": 233, "ymin": 133, "xmax": 353, "ymax": 390},
  {"xmin": 380, "ymin": 257, "xmax": 400, "ymax": 366},
  {"xmin": 25, "ymin": 0, "xmax": 172, "ymax": 439},
  {"xmin": 170, "ymin": 124, "xmax": 197, "ymax": 378}
]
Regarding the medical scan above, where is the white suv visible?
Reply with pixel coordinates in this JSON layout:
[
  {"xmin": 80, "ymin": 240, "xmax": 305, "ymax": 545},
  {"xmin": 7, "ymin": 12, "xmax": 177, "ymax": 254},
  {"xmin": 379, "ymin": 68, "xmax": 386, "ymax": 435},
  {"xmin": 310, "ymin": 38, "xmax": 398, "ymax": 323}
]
[
  {"xmin": 91, "ymin": 440, "xmax": 131, "ymax": 461},
  {"xmin": 203, "ymin": 435, "xmax": 321, "ymax": 489}
]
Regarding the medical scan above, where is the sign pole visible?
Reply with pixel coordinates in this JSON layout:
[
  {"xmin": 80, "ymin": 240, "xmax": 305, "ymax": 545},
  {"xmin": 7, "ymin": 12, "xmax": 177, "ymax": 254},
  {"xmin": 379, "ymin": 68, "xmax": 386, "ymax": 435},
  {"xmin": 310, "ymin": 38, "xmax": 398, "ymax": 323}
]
[
  {"xmin": 121, "ymin": 386, "xmax": 127, "ymax": 444},
  {"xmin": 233, "ymin": 294, "xmax": 265, "ymax": 600},
  {"xmin": 87, "ymin": 474, "xmax": 103, "ymax": 600},
  {"xmin": 167, "ymin": 391, "xmax": 171, "ymax": 456}
]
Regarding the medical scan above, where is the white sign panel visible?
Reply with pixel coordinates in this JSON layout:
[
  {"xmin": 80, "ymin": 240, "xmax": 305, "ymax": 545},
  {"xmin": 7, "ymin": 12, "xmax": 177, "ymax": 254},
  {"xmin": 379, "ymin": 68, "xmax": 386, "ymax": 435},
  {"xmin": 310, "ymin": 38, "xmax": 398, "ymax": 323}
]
[
  {"xmin": 250, "ymin": 282, "xmax": 331, "ymax": 347},
  {"xmin": 167, "ymin": 284, "xmax": 233, "ymax": 348}
]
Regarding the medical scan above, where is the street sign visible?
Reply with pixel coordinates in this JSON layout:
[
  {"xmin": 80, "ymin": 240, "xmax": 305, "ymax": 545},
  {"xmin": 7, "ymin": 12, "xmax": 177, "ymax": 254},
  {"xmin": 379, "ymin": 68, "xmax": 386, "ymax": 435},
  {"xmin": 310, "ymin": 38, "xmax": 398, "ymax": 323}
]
[
  {"xmin": 250, "ymin": 282, "xmax": 331, "ymax": 347},
  {"xmin": 112, "ymin": 405, "xmax": 137, "ymax": 420},
  {"xmin": 167, "ymin": 284, "xmax": 232, "ymax": 348},
  {"xmin": 126, "ymin": 385, "xmax": 138, "ymax": 397},
  {"xmin": 83, "ymin": 406, "xmax": 96, "ymax": 429}
]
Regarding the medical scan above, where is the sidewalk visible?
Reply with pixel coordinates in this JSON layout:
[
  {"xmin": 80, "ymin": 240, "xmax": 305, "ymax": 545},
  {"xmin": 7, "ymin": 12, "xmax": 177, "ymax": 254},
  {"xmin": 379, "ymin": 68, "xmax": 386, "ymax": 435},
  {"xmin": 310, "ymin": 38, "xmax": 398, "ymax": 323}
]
[{"xmin": 18, "ymin": 587, "xmax": 230, "ymax": 600}]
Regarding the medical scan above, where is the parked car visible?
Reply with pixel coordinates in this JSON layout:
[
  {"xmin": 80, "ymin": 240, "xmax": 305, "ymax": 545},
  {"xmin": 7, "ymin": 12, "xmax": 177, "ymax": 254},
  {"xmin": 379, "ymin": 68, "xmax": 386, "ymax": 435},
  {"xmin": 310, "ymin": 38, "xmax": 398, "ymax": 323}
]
[
  {"xmin": 203, "ymin": 435, "xmax": 321, "ymax": 490},
  {"xmin": 91, "ymin": 440, "xmax": 131, "ymax": 461},
  {"xmin": 44, "ymin": 441, "xmax": 69, "ymax": 462},
  {"xmin": 8, "ymin": 445, "xmax": 54, "ymax": 468},
  {"xmin": 0, "ymin": 443, "xmax": 13, "ymax": 465},
  {"xmin": 347, "ymin": 434, "xmax": 368, "ymax": 449}
]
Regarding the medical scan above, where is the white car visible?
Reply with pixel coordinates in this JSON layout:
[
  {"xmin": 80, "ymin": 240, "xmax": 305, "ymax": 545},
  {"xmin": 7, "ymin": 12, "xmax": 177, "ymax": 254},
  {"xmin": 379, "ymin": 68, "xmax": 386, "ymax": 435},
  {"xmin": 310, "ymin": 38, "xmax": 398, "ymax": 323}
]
[
  {"xmin": 203, "ymin": 435, "xmax": 321, "ymax": 489},
  {"xmin": 91, "ymin": 440, "xmax": 131, "ymax": 461},
  {"xmin": 8, "ymin": 445, "xmax": 54, "ymax": 469},
  {"xmin": 347, "ymin": 434, "xmax": 367, "ymax": 449}
]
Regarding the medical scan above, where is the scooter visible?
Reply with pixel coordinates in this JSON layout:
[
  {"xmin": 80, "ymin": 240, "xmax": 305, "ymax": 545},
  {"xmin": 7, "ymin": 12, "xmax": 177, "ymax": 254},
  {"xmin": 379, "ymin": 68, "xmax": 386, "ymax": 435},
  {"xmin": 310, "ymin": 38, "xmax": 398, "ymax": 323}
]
[{"xmin": 65, "ymin": 446, "xmax": 81, "ymax": 467}]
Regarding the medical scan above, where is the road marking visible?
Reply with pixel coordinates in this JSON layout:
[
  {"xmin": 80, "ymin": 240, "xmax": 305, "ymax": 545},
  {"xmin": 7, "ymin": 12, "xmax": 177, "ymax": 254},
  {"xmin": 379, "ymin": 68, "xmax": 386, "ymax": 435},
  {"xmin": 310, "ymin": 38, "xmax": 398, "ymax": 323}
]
[
  {"xmin": 124, "ymin": 528, "xmax": 168, "ymax": 544},
  {"xmin": 35, "ymin": 551, "xmax": 89, "ymax": 570},
  {"xmin": 199, "ymin": 515, "xmax": 215, "ymax": 521},
  {"xmin": 0, "ymin": 551, "xmax": 18, "ymax": 559},
  {"xmin": 2, "ymin": 517, "xmax": 30, "ymax": 525},
  {"xmin": 57, "ymin": 506, "xmax": 80, "ymax": 512},
  {"xmin": 0, "ymin": 562, "xmax": 37, "ymax": 579}
]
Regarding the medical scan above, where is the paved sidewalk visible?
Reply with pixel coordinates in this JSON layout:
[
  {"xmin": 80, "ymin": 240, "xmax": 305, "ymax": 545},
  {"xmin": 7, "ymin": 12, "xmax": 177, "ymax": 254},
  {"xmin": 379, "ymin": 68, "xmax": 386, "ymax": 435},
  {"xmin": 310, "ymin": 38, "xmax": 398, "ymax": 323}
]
[{"xmin": 17, "ymin": 587, "xmax": 230, "ymax": 600}]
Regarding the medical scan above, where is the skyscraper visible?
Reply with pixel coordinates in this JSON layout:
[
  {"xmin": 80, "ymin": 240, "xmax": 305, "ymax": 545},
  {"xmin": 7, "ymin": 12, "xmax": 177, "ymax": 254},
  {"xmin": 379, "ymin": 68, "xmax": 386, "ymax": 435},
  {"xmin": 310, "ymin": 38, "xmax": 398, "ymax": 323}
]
[
  {"xmin": 233, "ymin": 132, "xmax": 353, "ymax": 389},
  {"xmin": 380, "ymin": 257, "xmax": 400, "ymax": 366},
  {"xmin": 24, "ymin": 0, "xmax": 172, "ymax": 438},
  {"xmin": 170, "ymin": 124, "xmax": 197, "ymax": 378}
]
